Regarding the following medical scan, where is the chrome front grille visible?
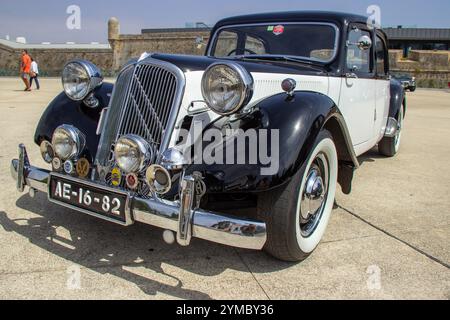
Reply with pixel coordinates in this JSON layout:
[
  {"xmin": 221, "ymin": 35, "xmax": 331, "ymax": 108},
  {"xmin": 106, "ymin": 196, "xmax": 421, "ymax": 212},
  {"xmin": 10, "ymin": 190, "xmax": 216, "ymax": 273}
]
[
  {"xmin": 96, "ymin": 59, "xmax": 185, "ymax": 169},
  {"xmin": 117, "ymin": 64, "xmax": 178, "ymax": 148}
]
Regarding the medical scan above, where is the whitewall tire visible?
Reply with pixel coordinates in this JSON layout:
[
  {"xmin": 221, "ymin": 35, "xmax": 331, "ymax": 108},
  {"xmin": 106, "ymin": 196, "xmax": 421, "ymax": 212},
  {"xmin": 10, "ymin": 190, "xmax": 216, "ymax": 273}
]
[
  {"xmin": 257, "ymin": 130, "xmax": 338, "ymax": 262},
  {"xmin": 295, "ymin": 137, "xmax": 338, "ymax": 254},
  {"xmin": 379, "ymin": 105, "xmax": 404, "ymax": 157}
]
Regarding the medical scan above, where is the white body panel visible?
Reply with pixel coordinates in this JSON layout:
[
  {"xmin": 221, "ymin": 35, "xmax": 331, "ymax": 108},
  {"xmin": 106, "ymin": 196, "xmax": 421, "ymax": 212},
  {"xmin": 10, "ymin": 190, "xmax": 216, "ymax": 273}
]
[
  {"xmin": 338, "ymin": 77, "xmax": 376, "ymax": 149},
  {"xmin": 375, "ymin": 80, "xmax": 391, "ymax": 142},
  {"xmin": 171, "ymin": 70, "xmax": 391, "ymax": 159}
]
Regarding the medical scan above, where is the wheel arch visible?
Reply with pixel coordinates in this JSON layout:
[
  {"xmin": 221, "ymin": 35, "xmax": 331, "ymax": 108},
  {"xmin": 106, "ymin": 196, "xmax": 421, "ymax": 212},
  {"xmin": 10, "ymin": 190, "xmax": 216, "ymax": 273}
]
[
  {"xmin": 185, "ymin": 90, "xmax": 359, "ymax": 194},
  {"xmin": 322, "ymin": 114, "xmax": 359, "ymax": 194},
  {"xmin": 34, "ymin": 83, "xmax": 114, "ymax": 160}
]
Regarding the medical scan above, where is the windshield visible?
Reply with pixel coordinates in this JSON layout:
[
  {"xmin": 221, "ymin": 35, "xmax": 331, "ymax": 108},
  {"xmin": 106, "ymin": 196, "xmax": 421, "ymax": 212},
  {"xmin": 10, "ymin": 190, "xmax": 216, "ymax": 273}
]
[{"xmin": 209, "ymin": 23, "xmax": 338, "ymax": 63}]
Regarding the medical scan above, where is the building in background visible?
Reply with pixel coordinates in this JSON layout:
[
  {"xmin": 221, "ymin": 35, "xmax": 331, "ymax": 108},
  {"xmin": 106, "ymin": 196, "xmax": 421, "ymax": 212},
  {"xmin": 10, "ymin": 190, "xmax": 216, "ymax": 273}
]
[{"xmin": 385, "ymin": 27, "xmax": 450, "ymax": 57}]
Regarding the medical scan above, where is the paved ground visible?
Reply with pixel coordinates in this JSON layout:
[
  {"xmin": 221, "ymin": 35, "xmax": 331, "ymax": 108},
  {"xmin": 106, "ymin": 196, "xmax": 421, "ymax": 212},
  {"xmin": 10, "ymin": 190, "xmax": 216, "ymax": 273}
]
[{"xmin": 0, "ymin": 77, "xmax": 449, "ymax": 300}]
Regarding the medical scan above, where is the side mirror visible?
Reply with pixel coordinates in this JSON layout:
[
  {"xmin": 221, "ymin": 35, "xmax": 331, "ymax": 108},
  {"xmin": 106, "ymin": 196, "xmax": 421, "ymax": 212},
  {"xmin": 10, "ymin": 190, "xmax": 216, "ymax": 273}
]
[
  {"xmin": 356, "ymin": 35, "xmax": 372, "ymax": 51},
  {"xmin": 195, "ymin": 36, "xmax": 206, "ymax": 49}
]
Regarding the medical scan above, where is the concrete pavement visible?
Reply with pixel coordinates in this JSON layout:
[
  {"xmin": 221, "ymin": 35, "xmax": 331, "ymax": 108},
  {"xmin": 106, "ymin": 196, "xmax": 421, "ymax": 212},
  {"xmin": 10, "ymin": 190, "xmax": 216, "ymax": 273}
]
[{"xmin": 0, "ymin": 77, "xmax": 448, "ymax": 300}]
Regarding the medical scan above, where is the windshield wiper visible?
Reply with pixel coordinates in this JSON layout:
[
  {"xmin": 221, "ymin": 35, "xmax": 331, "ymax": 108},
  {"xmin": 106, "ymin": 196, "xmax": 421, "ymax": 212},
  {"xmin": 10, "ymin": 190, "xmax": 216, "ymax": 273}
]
[{"xmin": 236, "ymin": 55, "xmax": 325, "ymax": 69}]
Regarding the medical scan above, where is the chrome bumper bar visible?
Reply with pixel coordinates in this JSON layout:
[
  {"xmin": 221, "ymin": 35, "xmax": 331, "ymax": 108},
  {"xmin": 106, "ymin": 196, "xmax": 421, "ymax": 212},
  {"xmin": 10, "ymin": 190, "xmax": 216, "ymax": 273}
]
[{"xmin": 11, "ymin": 145, "xmax": 267, "ymax": 250}]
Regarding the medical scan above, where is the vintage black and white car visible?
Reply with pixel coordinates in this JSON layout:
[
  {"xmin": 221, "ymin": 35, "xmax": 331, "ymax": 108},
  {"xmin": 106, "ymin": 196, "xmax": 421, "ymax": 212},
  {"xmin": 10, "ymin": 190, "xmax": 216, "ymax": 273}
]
[{"xmin": 11, "ymin": 11, "xmax": 406, "ymax": 262}]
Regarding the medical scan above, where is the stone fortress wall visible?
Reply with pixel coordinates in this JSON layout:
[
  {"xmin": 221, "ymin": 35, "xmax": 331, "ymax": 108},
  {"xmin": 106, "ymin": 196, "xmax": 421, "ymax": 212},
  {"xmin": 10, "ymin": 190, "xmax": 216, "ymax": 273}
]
[
  {"xmin": 0, "ymin": 17, "xmax": 448, "ymax": 88},
  {"xmin": 0, "ymin": 42, "xmax": 113, "ymax": 77}
]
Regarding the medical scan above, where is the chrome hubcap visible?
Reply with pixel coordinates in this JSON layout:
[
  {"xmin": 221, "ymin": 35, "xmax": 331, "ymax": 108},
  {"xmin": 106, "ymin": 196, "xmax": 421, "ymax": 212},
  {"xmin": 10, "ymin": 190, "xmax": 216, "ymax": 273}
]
[
  {"xmin": 395, "ymin": 108, "xmax": 404, "ymax": 151},
  {"xmin": 300, "ymin": 153, "xmax": 329, "ymax": 238}
]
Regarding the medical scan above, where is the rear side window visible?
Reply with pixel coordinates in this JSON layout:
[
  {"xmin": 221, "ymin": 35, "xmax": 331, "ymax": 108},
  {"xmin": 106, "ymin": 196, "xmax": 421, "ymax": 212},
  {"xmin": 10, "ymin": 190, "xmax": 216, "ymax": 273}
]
[
  {"xmin": 375, "ymin": 35, "xmax": 387, "ymax": 76},
  {"xmin": 346, "ymin": 28, "xmax": 372, "ymax": 74}
]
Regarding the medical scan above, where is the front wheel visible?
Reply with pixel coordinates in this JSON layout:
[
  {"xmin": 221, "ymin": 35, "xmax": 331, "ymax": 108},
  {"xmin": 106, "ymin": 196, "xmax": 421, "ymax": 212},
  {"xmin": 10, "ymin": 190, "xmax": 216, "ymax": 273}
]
[{"xmin": 257, "ymin": 130, "xmax": 338, "ymax": 262}]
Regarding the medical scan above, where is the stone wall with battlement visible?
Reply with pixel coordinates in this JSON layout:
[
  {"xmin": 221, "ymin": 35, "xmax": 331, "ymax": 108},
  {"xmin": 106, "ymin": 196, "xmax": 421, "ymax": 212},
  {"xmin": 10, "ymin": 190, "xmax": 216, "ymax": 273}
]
[{"xmin": 0, "ymin": 17, "xmax": 448, "ymax": 88}]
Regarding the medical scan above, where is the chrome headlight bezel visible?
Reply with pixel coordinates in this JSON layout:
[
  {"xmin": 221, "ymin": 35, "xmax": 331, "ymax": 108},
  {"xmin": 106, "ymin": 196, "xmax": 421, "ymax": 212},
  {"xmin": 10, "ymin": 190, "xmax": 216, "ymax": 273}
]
[
  {"xmin": 201, "ymin": 62, "xmax": 254, "ymax": 116},
  {"xmin": 114, "ymin": 135, "xmax": 153, "ymax": 174},
  {"xmin": 62, "ymin": 60, "xmax": 103, "ymax": 101},
  {"xmin": 51, "ymin": 125, "xmax": 86, "ymax": 161}
]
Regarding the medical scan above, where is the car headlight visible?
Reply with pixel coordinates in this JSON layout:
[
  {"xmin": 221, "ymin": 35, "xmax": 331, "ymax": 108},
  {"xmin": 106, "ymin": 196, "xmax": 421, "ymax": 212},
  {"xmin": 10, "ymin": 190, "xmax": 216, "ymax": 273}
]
[
  {"xmin": 114, "ymin": 135, "xmax": 153, "ymax": 173},
  {"xmin": 201, "ymin": 62, "xmax": 253, "ymax": 115},
  {"xmin": 62, "ymin": 60, "xmax": 103, "ymax": 101},
  {"xmin": 51, "ymin": 125, "xmax": 85, "ymax": 160}
]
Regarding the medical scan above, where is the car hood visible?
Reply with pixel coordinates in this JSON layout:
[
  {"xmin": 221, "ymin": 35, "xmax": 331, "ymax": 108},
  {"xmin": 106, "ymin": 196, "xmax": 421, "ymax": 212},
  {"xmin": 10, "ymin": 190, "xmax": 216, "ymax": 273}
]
[
  {"xmin": 120, "ymin": 53, "xmax": 334, "ymax": 150},
  {"xmin": 151, "ymin": 53, "xmax": 328, "ymax": 77}
]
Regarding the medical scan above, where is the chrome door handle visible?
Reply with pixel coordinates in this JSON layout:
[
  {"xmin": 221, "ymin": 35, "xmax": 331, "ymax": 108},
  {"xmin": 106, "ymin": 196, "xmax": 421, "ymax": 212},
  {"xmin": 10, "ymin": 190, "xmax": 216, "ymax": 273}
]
[{"xmin": 345, "ymin": 72, "xmax": 358, "ymax": 79}]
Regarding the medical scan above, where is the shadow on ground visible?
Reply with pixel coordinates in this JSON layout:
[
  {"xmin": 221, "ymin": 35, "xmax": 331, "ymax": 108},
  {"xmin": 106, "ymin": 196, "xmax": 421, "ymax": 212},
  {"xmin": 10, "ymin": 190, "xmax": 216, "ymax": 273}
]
[
  {"xmin": 357, "ymin": 147, "xmax": 388, "ymax": 166},
  {"xmin": 0, "ymin": 193, "xmax": 294, "ymax": 299}
]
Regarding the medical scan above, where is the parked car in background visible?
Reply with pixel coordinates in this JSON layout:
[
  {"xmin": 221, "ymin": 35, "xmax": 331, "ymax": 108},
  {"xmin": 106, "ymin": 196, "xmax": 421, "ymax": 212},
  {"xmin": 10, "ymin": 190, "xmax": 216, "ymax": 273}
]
[
  {"xmin": 11, "ymin": 11, "xmax": 406, "ymax": 262},
  {"xmin": 392, "ymin": 73, "xmax": 417, "ymax": 92}
]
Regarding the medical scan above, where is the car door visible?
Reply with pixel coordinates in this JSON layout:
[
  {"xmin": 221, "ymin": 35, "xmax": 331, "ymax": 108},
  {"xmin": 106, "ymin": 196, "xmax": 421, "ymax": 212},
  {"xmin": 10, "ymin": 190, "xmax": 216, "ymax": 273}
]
[
  {"xmin": 339, "ymin": 24, "xmax": 376, "ymax": 149},
  {"xmin": 374, "ymin": 33, "xmax": 391, "ymax": 141}
]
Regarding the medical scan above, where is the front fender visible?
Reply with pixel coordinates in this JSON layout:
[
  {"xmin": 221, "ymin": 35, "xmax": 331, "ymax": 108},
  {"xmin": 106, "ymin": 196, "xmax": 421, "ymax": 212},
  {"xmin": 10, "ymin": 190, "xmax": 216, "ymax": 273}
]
[
  {"xmin": 185, "ymin": 91, "xmax": 357, "ymax": 193},
  {"xmin": 34, "ymin": 83, "xmax": 113, "ymax": 161}
]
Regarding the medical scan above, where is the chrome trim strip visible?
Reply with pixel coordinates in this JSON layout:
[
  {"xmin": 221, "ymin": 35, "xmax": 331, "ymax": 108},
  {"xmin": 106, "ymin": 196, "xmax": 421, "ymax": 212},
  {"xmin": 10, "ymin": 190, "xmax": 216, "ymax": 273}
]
[
  {"xmin": 96, "ymin": 107, "xmax": 109, "ymax": 136},
  {"xmin": 208, "ymin": 22, "xmax": 341, "ymax": 64}
]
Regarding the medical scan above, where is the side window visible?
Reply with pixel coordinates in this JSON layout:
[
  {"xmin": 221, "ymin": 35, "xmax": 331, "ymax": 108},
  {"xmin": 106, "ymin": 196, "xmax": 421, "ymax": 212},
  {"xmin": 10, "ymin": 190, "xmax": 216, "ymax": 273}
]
[
  {"xmin": 245, "ymin": 35, "xmax": 266, "ymax": 55},
  {"xmin": 346, "ymin": 28, "xmax": 372, "ymax": 74},
  {"xmin": 375, "ymin": 36, "xmax": 387, "ymax": 76},
  {"xmin": 214, "ymin": 31, "xmax": 238, "ymax": 57}
]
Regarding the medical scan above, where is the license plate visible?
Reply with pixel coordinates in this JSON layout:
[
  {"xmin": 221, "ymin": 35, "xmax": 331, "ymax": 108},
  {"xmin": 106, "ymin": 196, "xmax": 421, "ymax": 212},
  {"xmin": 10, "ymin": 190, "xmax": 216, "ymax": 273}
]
[{"xmin": 49, "ymin": 174, "xmax": 130, "ymax": 225}]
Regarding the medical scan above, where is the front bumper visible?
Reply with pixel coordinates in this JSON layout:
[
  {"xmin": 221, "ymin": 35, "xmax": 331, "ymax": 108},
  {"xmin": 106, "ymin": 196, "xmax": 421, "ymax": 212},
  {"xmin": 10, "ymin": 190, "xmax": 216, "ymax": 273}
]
[{"xmin": 11, "ymin": 144, "xmax": 267, "ymax": 250}]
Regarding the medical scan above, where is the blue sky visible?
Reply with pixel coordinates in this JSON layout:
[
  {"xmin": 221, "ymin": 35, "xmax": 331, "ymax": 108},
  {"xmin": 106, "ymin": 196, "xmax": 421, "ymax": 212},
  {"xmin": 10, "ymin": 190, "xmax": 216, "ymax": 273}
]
[{"xmin": 0, "ymin": 0, "xmax": 448, "ymax": 44}]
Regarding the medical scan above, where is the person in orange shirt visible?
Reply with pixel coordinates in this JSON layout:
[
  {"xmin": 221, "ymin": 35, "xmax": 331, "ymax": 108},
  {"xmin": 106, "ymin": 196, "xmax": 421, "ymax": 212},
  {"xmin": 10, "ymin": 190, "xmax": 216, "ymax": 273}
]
[{"xmin": 20, "ymin": 50, "xmax": 32, "ymax": 91}]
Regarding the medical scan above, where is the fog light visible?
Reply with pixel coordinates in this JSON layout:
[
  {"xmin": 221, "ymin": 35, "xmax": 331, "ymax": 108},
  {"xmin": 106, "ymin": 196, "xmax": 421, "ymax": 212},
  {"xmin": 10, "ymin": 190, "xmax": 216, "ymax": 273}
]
[
  {"xmin": 40, "ymin": 141, "xmax": 54, "ymax": 164},
  {"xmin": 146, "ymin": 165, "xmax": 172, "ymax": 195},
  {"xmin": 52, "ymin": 125, "xmax": 85, "ymax": 160},
  {"xmin": 114, "ymin": 135, "xmax": 152, "ymax": 174}
]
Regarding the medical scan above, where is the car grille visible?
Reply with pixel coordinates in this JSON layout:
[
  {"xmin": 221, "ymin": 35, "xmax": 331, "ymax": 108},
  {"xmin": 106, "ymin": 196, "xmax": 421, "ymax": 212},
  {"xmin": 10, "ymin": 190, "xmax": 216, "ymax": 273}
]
[{"xmin": 96, "ymin": 59, "xmax": 185, "ymax": 169}]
